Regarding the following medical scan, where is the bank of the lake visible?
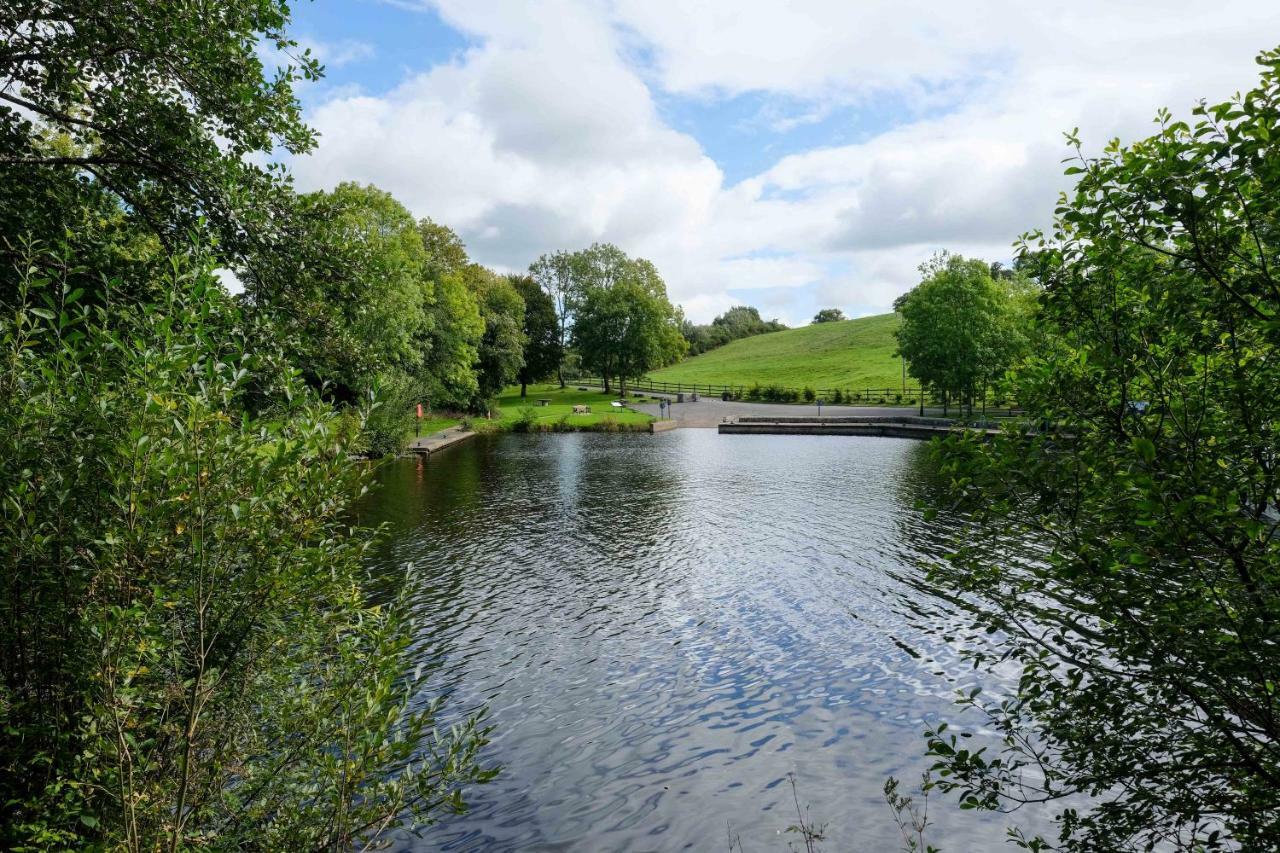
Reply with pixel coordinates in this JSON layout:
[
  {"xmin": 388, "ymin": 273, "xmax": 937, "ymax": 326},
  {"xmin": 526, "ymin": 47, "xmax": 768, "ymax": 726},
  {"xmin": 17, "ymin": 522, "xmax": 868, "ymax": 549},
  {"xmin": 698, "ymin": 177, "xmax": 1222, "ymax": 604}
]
[
  {"xmin": 361, "ymin": 430, "xmax": 1055, "ymax": 851},
  {"xmin": 406, "ymin": 385, "xmax": 660, "ymax": 454}
]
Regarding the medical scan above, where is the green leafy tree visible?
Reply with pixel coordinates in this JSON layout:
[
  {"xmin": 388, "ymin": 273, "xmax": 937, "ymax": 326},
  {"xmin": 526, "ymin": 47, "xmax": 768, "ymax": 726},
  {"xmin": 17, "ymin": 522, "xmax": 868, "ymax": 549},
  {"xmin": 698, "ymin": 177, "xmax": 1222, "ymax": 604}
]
[
  {"xmin": 416, "ymin": 219, "xmax": 482, "ymax": 411},
  {"xmin": 243, "ymin": 182, "xmax": 431, "ymax": 405},
  {"xmin": 0, "ymin": 0, "xmax": 317, "ymax": 265},
  {"xmin": 682, "ymin": 305, "xmax": 787, "ymax": 355},
  {"xmin": 510, "ymin": 274, "xmax": 562, "ymax": 397},
  {"xmin": 419, "ymin": 217, "xmax": 470, "ymax": 281},
  {"xmin": 572, "ymin": 252, "xmax": 685, "ymax": 397},
  {"xmin": 895, "ymin": 254, "xmax": 1029, "ymax": 415},
  {"xmin": 528, "ymin": 250, "xmax": 578, "ymax": 387},
  {"xmin": 907, "ymin": 48, "xmax": 1280, "ymax": 851},
  {"xmin": 811, "ymin": 308, "xmax": 846, "ymax": 323},
  {"xmin": 0, "ymin": 241, "xmax": 492, "ymax": 849},
  {"xmin": 464, "ymin": 265, "xmax": 525, "ymax": 412}
]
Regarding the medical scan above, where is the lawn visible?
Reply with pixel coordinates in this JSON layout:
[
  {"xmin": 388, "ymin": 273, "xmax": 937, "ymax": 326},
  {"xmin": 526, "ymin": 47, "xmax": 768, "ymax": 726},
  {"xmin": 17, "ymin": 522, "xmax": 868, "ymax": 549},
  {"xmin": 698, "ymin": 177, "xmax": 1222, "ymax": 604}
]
[
  {"xmin": 480, "ymin": 384, "xmax": 654, "ymax": 431},
  {"xmin": 647, "ymin": 313, "xmax": 909, "ymax": 391}
]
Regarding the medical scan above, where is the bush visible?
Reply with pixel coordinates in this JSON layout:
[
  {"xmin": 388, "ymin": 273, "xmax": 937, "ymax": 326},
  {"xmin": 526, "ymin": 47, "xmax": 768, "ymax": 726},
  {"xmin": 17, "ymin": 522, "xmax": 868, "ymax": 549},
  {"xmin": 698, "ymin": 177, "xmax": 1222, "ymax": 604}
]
[
  {"xmin": 803, "ymin": 386, "xmax": 816, "ymax": 402},
  {"xmin": 0, "ymin": 244, "xmax": 494, "ymax": 849},
  {"xmin": 830, "ymin": 388, "xmax": 844, "ymax": 404},
  {"xmin": 361, "ymin": 371, "xmax": 422, "ymax": 456},
  {"xmin": 747, "ymin": 382, "xmax": 762, "ymax": 401},
  {"xmin": 513, "ymin": 404, "xmax": 538, "ymax": 432}
]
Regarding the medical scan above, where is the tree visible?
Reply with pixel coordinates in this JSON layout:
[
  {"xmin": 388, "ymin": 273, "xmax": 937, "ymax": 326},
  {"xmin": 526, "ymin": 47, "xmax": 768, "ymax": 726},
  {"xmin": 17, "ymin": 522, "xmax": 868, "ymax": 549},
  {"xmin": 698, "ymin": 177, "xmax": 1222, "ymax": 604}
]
[
  {"xmin": 894, "ymin": 254, "xmax": 1028, "ymax": 416},
  {"xmin": 419, "ymin": 217, "xmax": 470, "ymax": 281},
  {"xmin": 242, "ymin": 183, "xmax": 431, "ymax": 405},
  {"xmin": 0, "ymin": 242, "xmax": 492, "ymax": 849},
  {"xmin": 681, "ymin": 305, "xmax": 786, "ymax": 355},
  {"xmin": 417, "ymin": 219, "xmax": 483, "ymax": 411},
  {"xmin": 0, "ymin": 0, "xmax": 316, "ymax": 267},
  {"xmin": 812, "ymin": 308, "xmax": 846, "ymax": 323},
  {"xmin": 529, "ymin": 250, "xmax": 577, "ymax": 387},
  {"xmin": 572, "ymin": 251, "xmax": 685, "ymax": 397},
  {"xmin": 907, "ymin": 49, "xmax": 1280, "ymax": 851},
  {"xmin": 510, "ymin": 274, "xmax": 561, "ymax": 397},
  {"xmin": 464, "ymin": 265, "xmax": 525, "ymax": 412}
]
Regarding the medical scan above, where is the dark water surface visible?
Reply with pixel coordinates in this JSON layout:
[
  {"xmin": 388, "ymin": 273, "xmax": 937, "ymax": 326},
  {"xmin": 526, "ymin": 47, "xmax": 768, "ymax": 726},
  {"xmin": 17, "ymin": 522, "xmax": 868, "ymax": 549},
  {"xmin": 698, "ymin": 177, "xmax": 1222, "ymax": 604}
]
[{"xmin": 360, "ymin": 431, "xmax": 1025, "ymax": 851}]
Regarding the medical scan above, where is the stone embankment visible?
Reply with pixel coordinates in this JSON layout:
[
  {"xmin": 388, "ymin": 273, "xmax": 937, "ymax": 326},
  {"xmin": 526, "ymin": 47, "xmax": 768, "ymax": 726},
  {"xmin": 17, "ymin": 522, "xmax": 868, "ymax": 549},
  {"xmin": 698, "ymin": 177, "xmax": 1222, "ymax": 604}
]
[
  {"xmin": 719, "ymin": 415, "xmax": 1000, "ymax": 440},
  {"xmin": 407, "ymin": 425, "xmax": 477, "ymax": 455}
]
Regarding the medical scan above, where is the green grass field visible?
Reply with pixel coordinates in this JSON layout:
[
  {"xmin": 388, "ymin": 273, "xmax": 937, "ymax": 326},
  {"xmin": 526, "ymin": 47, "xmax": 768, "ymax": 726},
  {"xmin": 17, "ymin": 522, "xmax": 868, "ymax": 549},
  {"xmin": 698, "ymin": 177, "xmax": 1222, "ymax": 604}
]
[
  {"xmin": 648, "ymin": 313, "xmax": 908, "ymax": 391},
  {"xmin": 405, "ymin": 385, "xmax": 653, "ymax": 444},
  {"xmin": 480, "ymin": 385, "xmax": 654, "ymax": 432}
]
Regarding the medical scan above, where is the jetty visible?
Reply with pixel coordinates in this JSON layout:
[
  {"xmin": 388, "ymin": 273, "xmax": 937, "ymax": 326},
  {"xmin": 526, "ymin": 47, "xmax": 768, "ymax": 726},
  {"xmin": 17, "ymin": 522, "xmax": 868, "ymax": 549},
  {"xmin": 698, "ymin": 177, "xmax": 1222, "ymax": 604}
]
[{"xmin": 718, "ymin": 415, "xmax": 1000, "ymax": 440}]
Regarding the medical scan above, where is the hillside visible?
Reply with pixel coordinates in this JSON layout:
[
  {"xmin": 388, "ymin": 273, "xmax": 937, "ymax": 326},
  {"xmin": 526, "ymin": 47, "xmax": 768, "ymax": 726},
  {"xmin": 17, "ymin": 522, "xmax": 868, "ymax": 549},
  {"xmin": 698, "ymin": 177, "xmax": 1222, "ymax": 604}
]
[{"xmin": 648, "ymin": 313, "xmax": 907, "ymax": 390}]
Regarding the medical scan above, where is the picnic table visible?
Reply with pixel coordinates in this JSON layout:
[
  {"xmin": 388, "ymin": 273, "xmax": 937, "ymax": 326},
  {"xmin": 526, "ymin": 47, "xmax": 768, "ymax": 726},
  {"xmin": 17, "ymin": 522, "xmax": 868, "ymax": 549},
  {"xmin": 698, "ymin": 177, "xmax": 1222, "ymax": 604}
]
[{"xmin": 536, "ymin": 398, "xmax": 551, "ymax": 406}]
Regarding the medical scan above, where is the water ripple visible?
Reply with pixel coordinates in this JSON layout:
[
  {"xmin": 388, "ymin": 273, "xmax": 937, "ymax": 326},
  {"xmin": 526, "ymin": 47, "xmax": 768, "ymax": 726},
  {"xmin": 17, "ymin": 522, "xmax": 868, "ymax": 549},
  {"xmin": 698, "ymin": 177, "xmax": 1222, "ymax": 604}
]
[{"xmin": 359, "ymin": 431, "xmax": 1047, "ymax": 851}]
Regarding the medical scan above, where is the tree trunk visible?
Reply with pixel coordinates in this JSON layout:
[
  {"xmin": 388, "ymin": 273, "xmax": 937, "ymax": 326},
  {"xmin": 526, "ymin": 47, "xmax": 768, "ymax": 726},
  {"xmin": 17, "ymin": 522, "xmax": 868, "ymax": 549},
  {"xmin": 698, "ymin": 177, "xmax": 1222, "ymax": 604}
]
[
  {"xmin": 520, "ymin": 380, "xmax": 527, "ymax": 398},
  {"xmin": 943, "ymin": 389, "xmax": 949, "ymax": 417}
]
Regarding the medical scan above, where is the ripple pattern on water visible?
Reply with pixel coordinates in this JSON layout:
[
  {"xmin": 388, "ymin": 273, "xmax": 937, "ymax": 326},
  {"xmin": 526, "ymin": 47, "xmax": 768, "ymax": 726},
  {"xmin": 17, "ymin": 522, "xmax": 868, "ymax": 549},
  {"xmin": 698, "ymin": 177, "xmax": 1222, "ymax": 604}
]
[{"xmin": 358, "ymin": 431, "xmax": 1042, "ymax": 851}]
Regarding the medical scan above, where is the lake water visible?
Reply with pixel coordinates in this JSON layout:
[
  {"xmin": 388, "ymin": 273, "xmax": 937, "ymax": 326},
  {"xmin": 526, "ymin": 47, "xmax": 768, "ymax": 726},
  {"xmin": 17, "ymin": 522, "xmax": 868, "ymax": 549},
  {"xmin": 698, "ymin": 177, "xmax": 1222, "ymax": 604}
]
[{"xmin": 360, "ymin": 430, "xmax": 1029, "ymax": 851}]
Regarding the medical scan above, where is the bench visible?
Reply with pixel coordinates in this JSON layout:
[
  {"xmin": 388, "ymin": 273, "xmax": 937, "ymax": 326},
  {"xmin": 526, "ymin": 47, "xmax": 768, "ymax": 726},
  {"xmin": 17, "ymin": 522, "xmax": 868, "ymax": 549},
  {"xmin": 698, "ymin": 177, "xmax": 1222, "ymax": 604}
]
[{"xmin": 536, "ymin": 399, "xmax": 551, "ymax": 407}]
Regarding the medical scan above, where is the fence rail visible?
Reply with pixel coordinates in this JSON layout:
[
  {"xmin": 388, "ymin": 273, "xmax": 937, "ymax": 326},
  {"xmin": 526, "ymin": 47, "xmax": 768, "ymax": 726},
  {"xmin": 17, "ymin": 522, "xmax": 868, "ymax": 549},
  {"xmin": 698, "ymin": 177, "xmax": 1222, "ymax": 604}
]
[{"xmin": 574, "ymin": 376, "xmax": 1018, "ymax": 413}]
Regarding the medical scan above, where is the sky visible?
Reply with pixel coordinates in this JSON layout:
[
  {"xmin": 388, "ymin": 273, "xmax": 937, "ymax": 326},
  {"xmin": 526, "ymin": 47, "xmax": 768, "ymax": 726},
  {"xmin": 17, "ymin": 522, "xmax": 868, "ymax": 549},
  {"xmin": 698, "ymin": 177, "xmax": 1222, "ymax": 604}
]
[{"xmin": 281, "ymin": 0, "xmax": 1280, "ymax": 325}]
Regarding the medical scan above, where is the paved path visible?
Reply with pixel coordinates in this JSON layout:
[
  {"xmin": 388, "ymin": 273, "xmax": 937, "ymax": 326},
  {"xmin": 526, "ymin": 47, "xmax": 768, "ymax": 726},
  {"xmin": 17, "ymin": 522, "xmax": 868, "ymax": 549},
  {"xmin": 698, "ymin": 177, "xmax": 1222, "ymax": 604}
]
[
  {"xmin": 407, "ymin": 425, "xmax": 476, "ymax": 454},
  {"xmin": 629, "ymin": 396, "xmax": 944, "ymax": 428}
]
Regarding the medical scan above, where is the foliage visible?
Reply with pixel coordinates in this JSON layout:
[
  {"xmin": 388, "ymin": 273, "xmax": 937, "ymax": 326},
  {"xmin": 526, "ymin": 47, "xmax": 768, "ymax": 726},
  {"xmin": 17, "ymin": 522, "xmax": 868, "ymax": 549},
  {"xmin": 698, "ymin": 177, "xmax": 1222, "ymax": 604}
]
[
  {"xmin": 512, "ymin": 405, "xmax": 539, "ymax": 433},
  {"xmin": 418, "ymin": 217, "xmax": 470, "ymax": 282},
  {"xmin": 510, "ymin": 273, "xmax": 562, "ymax": 395},
  {"xmin": 528, "ymin": 249, "xmax": 578, "ymax": 386},
  {"xmin": 242, "ymin": 182, "xmax": 431, "ymax": 404},
  {"xmin": 465, "ymin": 266, "xmax": 525, "ymax": 411},
  {"xmin": 0, "ymin": 0, "xmax": 315, "ymax": 263},
  {"xmin": 883, "ymin": 776, "xmax": 938, "ymax": 853},
  {"xmin": 569, "ymin": 246, "xmax": 685, "ymax": 394},
  {"xmin": 0, "ymin": 242, "xmax": 493, "ymax": 849},
  {"xmin": 681, "ymin": 305, "xmax": 786, "ymax": 355},
  {"xmin": 907, "ymin": 49, "xmax": 1280, "ymax": 851},
  {"xmin": 811, "ymin": 308, "xmax": 846, "ymax": 324},
  {"xmin": 894, "ymin": 254, "xmax": 1030, "ymax": 414}
]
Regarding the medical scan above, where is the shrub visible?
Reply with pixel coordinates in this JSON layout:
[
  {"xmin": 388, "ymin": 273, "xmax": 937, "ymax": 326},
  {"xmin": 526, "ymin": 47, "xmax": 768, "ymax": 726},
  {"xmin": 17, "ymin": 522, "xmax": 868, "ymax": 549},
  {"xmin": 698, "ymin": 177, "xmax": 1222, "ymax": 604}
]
[
  {"xmin": 747, "ymin": 382, "xmax": 763, "ymax": 401},
  {"xmin": 0, "ymin": 244, "xmax": 494, "ymax": 849},
  {"xmin": 831, "ymin": 388, "xmax": 844, "ymax": 404},
  {"xmin": 513, "ymin": 404, "xmax": 538, "ymax": 432},
  {"xmin": 803, "ymin": 386, "xmax": 816, "ymax": 402},
  {"xmin": 361, "ymin": 371, "xmax": 421, "ymax": 457}
]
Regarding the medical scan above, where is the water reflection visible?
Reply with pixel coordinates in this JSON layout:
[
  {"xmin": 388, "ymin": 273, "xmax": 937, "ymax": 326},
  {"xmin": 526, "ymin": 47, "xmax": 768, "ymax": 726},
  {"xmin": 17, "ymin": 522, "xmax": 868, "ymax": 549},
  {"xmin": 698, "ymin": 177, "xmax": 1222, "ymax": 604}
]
[{"xmin": 359, "ymin": 431, "xmax": 1040, "ymax": 851}]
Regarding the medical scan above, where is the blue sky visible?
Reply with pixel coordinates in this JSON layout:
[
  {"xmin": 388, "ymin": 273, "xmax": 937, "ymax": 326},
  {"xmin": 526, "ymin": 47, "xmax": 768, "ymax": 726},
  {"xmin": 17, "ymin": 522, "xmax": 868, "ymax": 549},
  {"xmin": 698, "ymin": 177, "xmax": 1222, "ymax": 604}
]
[{"xmin": 282, "ymin": 0, "xmax": 1280, "ymax": 325}]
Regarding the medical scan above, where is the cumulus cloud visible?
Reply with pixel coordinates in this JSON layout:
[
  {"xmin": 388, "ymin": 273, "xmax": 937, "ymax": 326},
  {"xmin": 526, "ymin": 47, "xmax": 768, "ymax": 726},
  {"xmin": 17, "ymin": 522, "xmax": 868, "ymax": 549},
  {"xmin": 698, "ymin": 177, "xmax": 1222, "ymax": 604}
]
[
  {"xmin": 293, "ymin": 0, "xmax": 1280, "ymax": 324},
  {"xmin": 298, "ymin": 37, "xmax": 376, "ymax": 68}
]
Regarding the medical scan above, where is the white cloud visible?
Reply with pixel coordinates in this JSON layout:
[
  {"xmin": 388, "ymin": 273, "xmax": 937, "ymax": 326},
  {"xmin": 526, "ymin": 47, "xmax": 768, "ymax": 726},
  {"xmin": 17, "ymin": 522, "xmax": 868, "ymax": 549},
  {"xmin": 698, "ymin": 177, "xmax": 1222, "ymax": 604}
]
[
  {"xmin": 298, "ymin": 37, "xmax": 376, "ymax": 69},
  {"xmin": 293, "ymin": 0, "xmax": 1280, "ymax": 324}
]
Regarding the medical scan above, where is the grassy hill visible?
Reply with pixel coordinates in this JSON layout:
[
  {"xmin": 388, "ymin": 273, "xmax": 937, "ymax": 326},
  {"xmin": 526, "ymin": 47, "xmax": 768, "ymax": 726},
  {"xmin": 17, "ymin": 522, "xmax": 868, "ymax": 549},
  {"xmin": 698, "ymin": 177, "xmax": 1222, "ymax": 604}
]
[{"xmin": 648, "ymin": 313, "xmax": 907, "ymax": 391}]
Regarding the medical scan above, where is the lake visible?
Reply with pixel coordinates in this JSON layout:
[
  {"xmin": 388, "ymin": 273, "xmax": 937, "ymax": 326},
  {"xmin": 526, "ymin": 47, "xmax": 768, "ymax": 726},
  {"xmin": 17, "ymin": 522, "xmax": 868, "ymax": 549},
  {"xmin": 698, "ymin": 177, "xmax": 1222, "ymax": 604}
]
[{"xmin": 359, "ymin": 430, "xmax": 1031, "ymax": 851}]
